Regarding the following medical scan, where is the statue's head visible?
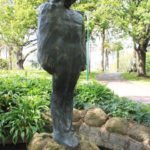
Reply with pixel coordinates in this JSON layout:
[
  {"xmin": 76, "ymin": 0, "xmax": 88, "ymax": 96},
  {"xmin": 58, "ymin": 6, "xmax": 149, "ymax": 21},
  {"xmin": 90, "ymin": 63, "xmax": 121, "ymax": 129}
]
[
  {"xmin": 64, "ymin": 0, "xmax": 76, "ymax": 8},
  {"xmin": 48, "ymin": 0, "xmax": 76, "ymax": 8}
]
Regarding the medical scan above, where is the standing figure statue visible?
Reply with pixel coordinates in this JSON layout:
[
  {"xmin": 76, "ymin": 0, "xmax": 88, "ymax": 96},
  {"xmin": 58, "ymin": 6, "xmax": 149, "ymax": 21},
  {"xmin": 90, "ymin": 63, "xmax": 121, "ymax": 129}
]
[{"xmin": 37, "ymin": 0, "xmax": 86, "ymax": 148}]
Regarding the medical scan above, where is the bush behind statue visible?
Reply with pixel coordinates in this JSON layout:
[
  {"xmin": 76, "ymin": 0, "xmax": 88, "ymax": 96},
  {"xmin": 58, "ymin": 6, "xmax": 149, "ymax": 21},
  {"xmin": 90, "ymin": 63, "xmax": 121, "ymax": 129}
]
[{"xmin": 0, "ymin": 71, "xmax": 149, "ymax": 144}]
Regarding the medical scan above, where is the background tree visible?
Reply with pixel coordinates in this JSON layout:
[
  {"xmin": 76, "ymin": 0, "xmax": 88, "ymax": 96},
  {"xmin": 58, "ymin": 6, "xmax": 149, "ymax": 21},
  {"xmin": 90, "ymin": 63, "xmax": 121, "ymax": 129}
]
[
  {"xmin": 0, "ymin": 0, "xmax": 45, "ymax": 69},
  {"xmin": 116, "ymin": 0, "xmax": 150, "ymax": 76},
  {"xmin": 75, "ymin": 0, "xmax": 120, "ymax": 72},
  {"xmin": 104, "ymin": 41, "xmax": 112, "ymax": 71},
  {"xmin": 112, "ymin": 41, "xmax": 123, "ymax": 72}
]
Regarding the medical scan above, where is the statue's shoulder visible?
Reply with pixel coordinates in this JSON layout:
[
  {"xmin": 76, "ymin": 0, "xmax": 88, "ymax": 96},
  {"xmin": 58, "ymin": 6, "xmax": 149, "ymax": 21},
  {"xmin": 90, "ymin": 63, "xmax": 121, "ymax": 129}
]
[
  {"xmin": 38, "ymin": 2, "xmax": 48, "ymax": 14},
  {"xmin": 38, "ymin": 2, "xmax": 57, "ymax": 15},
  {"xmin": 72, "ymin": 10, "xmax": 84, "ymax": 18},
  {"xmin": 69, "ymin": 9, "xmax": 84, "ymax": 23}
]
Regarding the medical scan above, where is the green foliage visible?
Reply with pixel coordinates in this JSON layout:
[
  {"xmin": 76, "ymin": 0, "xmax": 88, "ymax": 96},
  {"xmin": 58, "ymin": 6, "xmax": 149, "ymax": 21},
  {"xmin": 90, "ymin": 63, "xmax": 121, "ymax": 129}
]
[
  {"xmin": 111, "ymin": 41, "xmax": 123, "ymax": 52},
  {"xmin": 0, "ymin": 71, "xmax": 51, "ymax": 144},
  {"xmin": 74, "ymin": 81, "xmax": 150, "ymax": 127},
  {"xmin": 0, "ymin": 0, "xmax": 46, "ymax": 46},
  {"xmin": 146, "ymin": 52, "xmax": 150, "ymax": 72},
  {"xmin": 0, "ymin": 58, "xmax": 8, "ymax": 70},
  {"xmin": 116, "ymin": 0, "xmax": 150, "ymax": 41},
  {"xmin": 1, "ymin": 97, "xmax": 48, "ymax": 144},
  {"xmin": 0, "ymin": 70, "xmax": 149, "ymax": 144},
  {"xmin": 115, "ymin": 0, "xmax": 150, "ymax": 75},
  {"xmin": 74, "ymin": 0, "xmax": 119, "ymax": 32},
  {"xmin": 100, "ymin": 96, "xmax": 150, "ymax": 126},
  {"xmin": 121, "ymin": 72, "xmax": 150, "ymax": 82},
  {"xmin": 74, "ymin": 82, "xmax": 114, "ymax": 108},
  {"xmin": 0, "ymin": 0, "xmax": 47, "ymax": 68}
]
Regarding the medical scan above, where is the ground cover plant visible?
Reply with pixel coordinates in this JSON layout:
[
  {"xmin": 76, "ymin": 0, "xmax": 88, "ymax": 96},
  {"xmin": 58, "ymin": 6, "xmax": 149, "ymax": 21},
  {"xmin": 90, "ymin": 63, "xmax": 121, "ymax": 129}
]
[
  {"xmin": 122, "ymin": 72, "xmax": 150, "ymax": 81},
  {"xmin": 0, "ymin": 70, "xmax": 51, "ymax": 144},
  {"xmin": 0, "ymin": 70, "xmax": 149, "ymax": 145},
  {"xmin": 74, "ymin": 82, "xmax": 150, "ymax": 127}
]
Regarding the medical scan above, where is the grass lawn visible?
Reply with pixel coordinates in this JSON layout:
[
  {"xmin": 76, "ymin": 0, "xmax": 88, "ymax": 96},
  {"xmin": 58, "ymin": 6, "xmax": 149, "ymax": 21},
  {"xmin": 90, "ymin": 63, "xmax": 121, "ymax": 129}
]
[{"xmin": 121, "ymin": 72, "xmax": 150, "ymax": 85}]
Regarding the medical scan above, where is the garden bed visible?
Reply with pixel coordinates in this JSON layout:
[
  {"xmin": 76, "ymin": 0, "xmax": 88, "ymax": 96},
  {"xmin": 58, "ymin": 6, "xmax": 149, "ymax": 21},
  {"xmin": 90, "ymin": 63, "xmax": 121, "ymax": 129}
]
[{"xmin": 0, "ymin": 71, "xmax": 149, "ymax": 147}]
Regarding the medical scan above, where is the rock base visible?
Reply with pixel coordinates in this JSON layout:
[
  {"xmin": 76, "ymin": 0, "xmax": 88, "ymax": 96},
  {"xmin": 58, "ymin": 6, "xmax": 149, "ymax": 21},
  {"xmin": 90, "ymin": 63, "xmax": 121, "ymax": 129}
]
[
  {"xmin": 28, "ymin": 133, "xmax": 100, "ymax": 150},
  {"xmin": 38, "ymin": 108, "xmax": 150, "ymax": 150}
]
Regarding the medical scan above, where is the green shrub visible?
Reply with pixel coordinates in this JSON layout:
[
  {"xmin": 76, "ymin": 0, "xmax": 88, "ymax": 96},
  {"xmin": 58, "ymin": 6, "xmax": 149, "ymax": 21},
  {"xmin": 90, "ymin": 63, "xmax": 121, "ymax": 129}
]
[
  {"xmin": 0, "ymin": 58, "xmax": 8, "ymax": 69},
  {"xmin": 0, "ymin": 73, "xmax": 51, "ymax": 144},
  {"xmin": 74, "ymin": 82, "xmax": 150, "ymax": 127},
  {"xmin": 100, "ymin": 96, "xmax": 150, "ymax": 126},
  {"xmin": 74, "ymin": 82, "xmax": 114, "ymax": 109},
  {"xmin": 0, "ymin": 71, "xmax": 149, "ymax": 145},
  {"xmin": 0, "ymin": 96, "xmax": 49, "ymax": 144}
]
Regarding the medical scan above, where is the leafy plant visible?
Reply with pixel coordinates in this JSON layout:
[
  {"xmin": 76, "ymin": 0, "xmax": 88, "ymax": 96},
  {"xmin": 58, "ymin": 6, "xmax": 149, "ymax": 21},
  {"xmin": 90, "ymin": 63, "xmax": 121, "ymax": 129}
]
[
  {"xmin": 74, "ymin": 82, "xmax": 150, "ymax": 127},
  {"xmin": 0, "ymin": 71, "xmax": 51, "ymax": 144},
  {"xmin": 0, "ymin": 70, "xmax": 149, "ymax": 145},
  {"xmin": 74, "ymin": 82, "xmax": 114, "ymax": 108},
  {"xmin": 1, "ymin": 96, "xmax": 49, "ymax": 144}
]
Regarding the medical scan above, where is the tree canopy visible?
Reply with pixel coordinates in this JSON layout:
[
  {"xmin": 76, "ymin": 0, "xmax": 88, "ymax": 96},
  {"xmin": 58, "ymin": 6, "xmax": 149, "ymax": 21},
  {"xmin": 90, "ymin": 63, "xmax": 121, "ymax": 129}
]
[
  {"xmin": 116, "ymin": 0, "xmax": 150, "ymax": 76},
  {"xmin": 0, "ymin": 0, "xmax": 46, "ymax": 69},
  {"xmin": 0, "ymin": 0, "xmax": 45, "ymax": 47},
  {"xmin": 75, "ymin": 0, "xmax": 150, "ymax": 76},
  {"xmin": 0, "ymin": 0, "xmax": 149, "ymax": 74}
]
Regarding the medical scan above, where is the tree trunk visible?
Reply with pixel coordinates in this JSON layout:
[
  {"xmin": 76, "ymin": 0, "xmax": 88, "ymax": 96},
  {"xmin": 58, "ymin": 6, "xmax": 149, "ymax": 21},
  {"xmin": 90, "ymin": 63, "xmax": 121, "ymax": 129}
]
[
  {"xmin": 101, "ymin": 29, "xmax": 105, "ymax": 72},
  {"xmin": 16, "ymin": 48, "xmax": 37, "ymax": 70},
  {"xmin": 105, "ymin": 49, "xmax": 109, "ymax": 71},
  {"xmin": 131, "ymin": 42, "xmax": 137, "ymax": 72},
  {"xmin": 8, "ymin": 48, "xmax": 13, "ymax": 70},
  {"xmin": 117, "ymin": 50, "xmax": 119, "ymax": 72},
  {"xmin": 16, "ymin": 48, "xmax": 24, "ymax": 70},
  {"xmin": 130, "ymin": 49, "xmax": 137, "ymax": 72},
  {"xmin": 0, "ymin": 49, "xmax": 1, "ymax": 58},
  {"xmin": 17, "ymin": 59, "xmax": 24, "ymax": 70},
  {"xmin": 137, "ymin": 50, "xmax": 146, "ymax": 76},
  {"xmin": 133, "ymin": 38, "xmax": 149, "ymax": 76},
  {"xmin": 133, "ymin": 49, "xmax": 137, "ymax": 61}
]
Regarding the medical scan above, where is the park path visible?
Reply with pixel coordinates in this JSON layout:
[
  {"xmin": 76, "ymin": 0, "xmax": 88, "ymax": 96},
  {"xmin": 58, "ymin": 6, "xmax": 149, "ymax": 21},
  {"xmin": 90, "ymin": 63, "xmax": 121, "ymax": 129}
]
[{"xmin": 96, "ymin": 73, "xmax": 150, "ymax": 104}]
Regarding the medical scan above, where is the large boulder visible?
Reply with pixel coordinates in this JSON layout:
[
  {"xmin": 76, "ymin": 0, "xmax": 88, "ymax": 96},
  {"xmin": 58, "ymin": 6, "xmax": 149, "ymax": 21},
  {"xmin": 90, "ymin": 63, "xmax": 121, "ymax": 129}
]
[
  {"xmin": 127, "ymin": 123, "xmax": 150, "ymax": 142},
  {"xmin": 105, "ymin": 117, "xmax": 128, "ymax": 135},
  {"xmin": 84, "ymin": 108, "xmax": 108, "ymax": 127},
  {"xmin": 28, "ymin": 133, "xmax": 65, "ymax": 150},
  {"xmin": 73, "ymin": 109, "xmax": 82, "ymax": 122},
  {"xmin": 73, "ymin": 119, "xmax": 83, "ymax": 131},
  {"xmin": 28, "ymin": 133, "xmax": 100, "ymax": 150},
  {"xmin": 80, "ymin": 110, "xmax": 87, "ymax": 118}
]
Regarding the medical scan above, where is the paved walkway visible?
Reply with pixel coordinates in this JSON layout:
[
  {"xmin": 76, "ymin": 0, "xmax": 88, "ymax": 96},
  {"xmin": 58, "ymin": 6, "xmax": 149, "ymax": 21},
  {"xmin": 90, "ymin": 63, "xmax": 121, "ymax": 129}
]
[{"xmin": 96, "ymin": 73, "xmax": 150, "ymax": 104}]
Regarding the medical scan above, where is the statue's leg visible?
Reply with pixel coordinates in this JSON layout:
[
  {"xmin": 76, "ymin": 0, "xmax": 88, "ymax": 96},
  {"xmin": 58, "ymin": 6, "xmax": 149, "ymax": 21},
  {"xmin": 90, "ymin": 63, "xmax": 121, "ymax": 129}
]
[{"xmin": 51, "ymin": 71, "xmax": 80, "ymax": 148}]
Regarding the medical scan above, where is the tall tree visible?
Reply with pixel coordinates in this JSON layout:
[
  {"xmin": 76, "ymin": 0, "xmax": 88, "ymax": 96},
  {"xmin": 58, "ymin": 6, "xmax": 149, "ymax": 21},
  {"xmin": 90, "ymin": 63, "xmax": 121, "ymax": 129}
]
[
  {"xmin": 116, "ymin": 0, "xmax": 150, "ymax": 76},
  {"xmin": 75, "ymin": 0, "xmax": 120, "ymax": 72},
  {"xmin": 0, "ymin": 0, "xmax": 45, "ymax": 69},
  {"xmin": 104, "ymin": 40, "xmax": 112, "ymax": 71},
  {"xmin": 112, "ymin": 41, "xmax": 123, "ymax": 72}
]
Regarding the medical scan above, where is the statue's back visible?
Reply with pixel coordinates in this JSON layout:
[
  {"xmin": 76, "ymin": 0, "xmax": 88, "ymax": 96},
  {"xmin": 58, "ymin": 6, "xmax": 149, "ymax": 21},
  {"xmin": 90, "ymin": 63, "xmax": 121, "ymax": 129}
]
[{"xmin": 37, "ymin": 2, "xmax": 85, "ymax": 74}]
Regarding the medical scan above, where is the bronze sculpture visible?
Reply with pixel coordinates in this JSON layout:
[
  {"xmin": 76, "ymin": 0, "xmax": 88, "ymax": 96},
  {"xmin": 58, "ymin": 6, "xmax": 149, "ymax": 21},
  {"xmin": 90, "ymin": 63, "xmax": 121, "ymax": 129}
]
[{"xmin": 37, "ymin": 0, "xmax": 86, "ymax": 148}]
